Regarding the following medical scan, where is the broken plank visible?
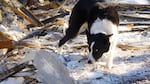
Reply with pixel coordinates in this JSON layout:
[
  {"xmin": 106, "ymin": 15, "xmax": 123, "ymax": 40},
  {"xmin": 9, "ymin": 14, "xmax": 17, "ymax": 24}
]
[
  {"xmin": 136, "ymin": 11, "xmax": 150, "ymax": 14},
  {"xmin": 0, "ymin": 40, "xmax": 14, "ymax": 49},
  {"xmin": 27, "ymin": 11, "xmax": 69, "ymax": 28},
  {"xmin": 117, "ymin": 44, "xmax": 150, "ymax": 51},
  {"xmin": 0, "ymin": 62, "xmax": 30, "ymax": 82},
  {"xmin": 15, "ymin": 40, "xmax": 45, "ymax": 49},
  {"xmin": 1, "ymin": 0, "xmax": 43, "ymax": 27},
  {"xmin": 20, "ymin": 7, "xmax": 44, "ymax": 26},
  {"xmin": 0, "ymin": 31, "xmax": 13, "ymax": 40},
  {"xmin": 29, "ymin": 2, "xmax": 61, "ymax": 10},
  {"xmin": 70, "ymin": 44, "xmax": 88, "ymax": 49},
  {"xmin": 114, "ymin": 3, "xmax": 150, "ymax": 10},
  {"xmin": 42, "ymin": 11, "xmax": 69, "ymax": 25},
  {"xmin": 119, "ymin": 25, "xmax": 150, "ymax": 33},
  {"xmin": 119, "ymin": 11, "xmax": 150, "ymax": 14},
  {"xmin": 120, "ymin": 21, "xmax": 150, "ymax": 25},
  {"xmin": 120, "ymin": 13, "xmax": 150, "ymax": 19},
  {"xmin": 0, "ymin": 39, "xmax": 44, "ymax": 49},
  {"xmin": 95, "ymin": 2, "xmax": 150, "ymax": 10}
]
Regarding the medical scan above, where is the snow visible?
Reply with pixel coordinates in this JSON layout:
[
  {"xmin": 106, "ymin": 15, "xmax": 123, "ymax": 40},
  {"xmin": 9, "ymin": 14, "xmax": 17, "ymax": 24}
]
[
  {"xmin": 107, "ymin": 0, "xmax": 150, "ymax": 4},
  {"xmin": 0, "ymin": 77, "xmax": 24, "ymax": 84},
  {"xmin": 67, "ymin": 61, "xmax": 84, "ymax": 70}
]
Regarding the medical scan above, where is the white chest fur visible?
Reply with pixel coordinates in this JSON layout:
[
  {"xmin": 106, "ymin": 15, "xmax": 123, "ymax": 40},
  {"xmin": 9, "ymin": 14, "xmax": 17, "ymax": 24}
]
[{"xmin": 90, "ymin": 18, "xmax": 118, "ymax": 35}]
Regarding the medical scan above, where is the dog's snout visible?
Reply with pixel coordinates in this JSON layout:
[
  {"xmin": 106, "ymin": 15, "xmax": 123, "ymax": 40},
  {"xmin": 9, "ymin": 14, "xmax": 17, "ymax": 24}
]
[{"xmin": 88, "ymin": 60, "xmax": 93, "ymax": 64}]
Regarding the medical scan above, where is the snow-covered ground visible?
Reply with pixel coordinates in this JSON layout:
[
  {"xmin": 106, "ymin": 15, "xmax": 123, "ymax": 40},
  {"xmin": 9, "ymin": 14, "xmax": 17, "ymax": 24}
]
[
  {"xmin": 107, "ymin": 0, "xmax": 150, "ymax": 4},
  {"xmin": 65, "ymin": 32, "xmax": 150, "ymax": 84}
]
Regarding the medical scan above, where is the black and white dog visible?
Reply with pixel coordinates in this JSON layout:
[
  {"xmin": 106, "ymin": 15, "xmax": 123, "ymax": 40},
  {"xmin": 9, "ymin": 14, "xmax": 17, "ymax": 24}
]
[{"xmin": 59, "ymin": 0, "xmax": 119, "ymax": 69}]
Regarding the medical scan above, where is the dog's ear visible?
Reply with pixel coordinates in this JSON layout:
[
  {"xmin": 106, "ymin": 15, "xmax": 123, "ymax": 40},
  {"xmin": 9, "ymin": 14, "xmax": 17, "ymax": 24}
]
[
  {"xmin": 106, "ymin": 34, "xmax": 113, "ymax": 38},
  {"xmin": 95, "ymin": 2, "xmax": 107, "ymax": 9}
]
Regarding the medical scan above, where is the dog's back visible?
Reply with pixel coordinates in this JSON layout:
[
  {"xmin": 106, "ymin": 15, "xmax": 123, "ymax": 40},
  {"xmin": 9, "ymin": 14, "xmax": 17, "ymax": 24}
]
[
  {"xmin": 70, "ymin": 0, "xmax": 105, "ymax": 18},
  {"xmin": 59, "ymin": 0, "xmax": 105, "ymax": 47}
]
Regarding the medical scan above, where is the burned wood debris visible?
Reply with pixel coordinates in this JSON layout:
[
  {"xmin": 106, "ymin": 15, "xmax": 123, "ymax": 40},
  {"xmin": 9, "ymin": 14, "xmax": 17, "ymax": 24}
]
[{"xmin": 0, "ymin": 0, "xmax": 150, "ymax": 84}]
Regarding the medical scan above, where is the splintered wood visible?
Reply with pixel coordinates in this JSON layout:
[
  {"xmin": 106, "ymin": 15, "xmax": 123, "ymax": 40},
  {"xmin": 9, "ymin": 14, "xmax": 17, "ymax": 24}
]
[
  {"xmin": 117, "ymin": 44, "xmax": 150, "ymax": 51},
  {"xmin": 0, "ymin": 40, "xmax": 14, "ymax": 49},
  {"xmin": 0, "ymin": 40, "xmax": 44, "ymax": 49},
  {"xmin": 0, "ymin": 0, "xmax": 43, "ymax": 27},
  {"xmin": 0, "ymin": 31, "xmax": 43, "ymax": 49},
  {"xmin": 0, "ymin": 0, "xmax": 68, "ymax": 28},
  {"xmin": 29, "ymin": 2, "xmax": 61, "ymax": 10},
  {"xmin": 0, "ymin": 61, "xmax": 31, "ymax": 82},
  {"xmin": 120, "ymin": 13, "xmax": 150, "ymax": 19}
]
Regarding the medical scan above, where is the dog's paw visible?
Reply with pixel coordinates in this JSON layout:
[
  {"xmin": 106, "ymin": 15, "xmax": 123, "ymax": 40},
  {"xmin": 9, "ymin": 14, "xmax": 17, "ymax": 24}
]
[
  {"xmin": 106, "ymin": 62, "xmax": 114, "ymax": 69},
  {"xmin": 106, "ymin": 63, "xmax": 118, "ymax": 69}
]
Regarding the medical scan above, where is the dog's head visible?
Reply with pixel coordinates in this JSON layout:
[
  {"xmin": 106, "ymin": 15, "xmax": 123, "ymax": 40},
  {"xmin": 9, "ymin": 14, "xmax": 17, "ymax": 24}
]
[{"xmin": 87, "ymin": 33, "xmax": 112, "ymax": 63}]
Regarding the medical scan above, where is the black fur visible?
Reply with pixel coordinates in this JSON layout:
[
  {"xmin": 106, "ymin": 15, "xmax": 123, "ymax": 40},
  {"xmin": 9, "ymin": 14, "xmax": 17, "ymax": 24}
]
[
  {"xmin": 86, "ymin": 31, "xmax": 112, "ymax": 62},
  {"xmin": 88, "ymin": 4, "xmax": 119, "ymax": 28}
]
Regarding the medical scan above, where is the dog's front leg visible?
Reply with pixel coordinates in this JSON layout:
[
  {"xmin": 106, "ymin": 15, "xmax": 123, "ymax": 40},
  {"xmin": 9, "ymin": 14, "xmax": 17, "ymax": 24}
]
[{"xmin": 106, "ymin": 34, "xmax": 118, "ymax": 69}]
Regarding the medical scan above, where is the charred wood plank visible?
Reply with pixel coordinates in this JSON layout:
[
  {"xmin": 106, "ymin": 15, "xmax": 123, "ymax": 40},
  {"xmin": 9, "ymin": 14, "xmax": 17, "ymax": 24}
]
[
  {"xmin": 119, "ymin": 26, "xmax": 150, "ymax": 33},
  {"xmin": 20, "ymin": 7, "xmax": 44, "ymax": 26},
  {"xmin": 0, "ymin": 62, "xmax": 30, "ymax": 82},
  {"xmin": 27, "ymin": 11, "xmax": 69, "ymax": 28},
  {"xmin": 41, "ymin": 11, "xmax": 69, "ymax": 24},
  {"xmin": 120, "ymin": 21, "xmax": 150, "ymax": 25},
  {"xmin": 119, "ymin": 13, "xmax": 150, "ymax": 19}
]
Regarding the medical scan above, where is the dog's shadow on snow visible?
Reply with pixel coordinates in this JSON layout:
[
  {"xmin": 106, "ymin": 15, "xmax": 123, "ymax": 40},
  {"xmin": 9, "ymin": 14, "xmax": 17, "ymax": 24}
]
[
  {"xmin": 114, "ymin": 54, "xmax": 150, "ymax": 64},
  {"xmin": 112, "ymin": 54, "xmax": 150, "ymax": 83},
  {"xmin": 76, "ymin": 54, "xmax": 150, "ymax": 84}
]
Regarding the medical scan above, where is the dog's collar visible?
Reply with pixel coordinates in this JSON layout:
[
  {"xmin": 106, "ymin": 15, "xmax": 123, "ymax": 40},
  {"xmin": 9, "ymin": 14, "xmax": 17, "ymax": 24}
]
[
  {"xmin": 86, "ymin": 29, "xmax": 113, "ymax": 38},
  {"xmin": 90, "ymin": 33, "xmax": 113, "ymax": 38}
]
